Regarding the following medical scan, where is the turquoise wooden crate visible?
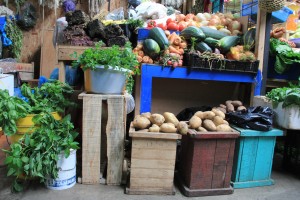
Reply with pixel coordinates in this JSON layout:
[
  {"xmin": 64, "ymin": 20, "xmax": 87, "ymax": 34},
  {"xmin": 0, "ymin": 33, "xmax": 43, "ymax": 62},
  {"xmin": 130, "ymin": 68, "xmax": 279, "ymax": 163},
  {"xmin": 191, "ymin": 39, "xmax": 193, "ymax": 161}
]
[{"xmin": 231, "ymin": 127, "xmax": 284, "ymax": 189}]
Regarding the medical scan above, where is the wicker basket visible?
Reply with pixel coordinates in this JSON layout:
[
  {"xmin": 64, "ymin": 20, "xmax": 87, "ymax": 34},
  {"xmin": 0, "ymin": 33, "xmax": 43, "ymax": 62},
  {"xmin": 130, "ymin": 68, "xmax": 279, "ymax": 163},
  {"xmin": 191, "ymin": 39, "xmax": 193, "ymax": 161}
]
[{"xmin": 259, "ymin": 0, "xmax": 285, "ymax": 13}]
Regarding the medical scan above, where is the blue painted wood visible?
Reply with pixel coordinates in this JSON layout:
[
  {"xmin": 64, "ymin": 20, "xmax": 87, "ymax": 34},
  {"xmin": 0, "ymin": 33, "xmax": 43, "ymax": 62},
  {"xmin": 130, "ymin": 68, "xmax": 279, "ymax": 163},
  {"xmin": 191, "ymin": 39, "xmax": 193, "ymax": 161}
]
[
  {"xmin": 231, "ymin": 179, "xmax": 274, "ymax": 189},
  {"xmin": 140, "ymin": 64, "xmax": 261, "ymax": 113},
  {"xmin": 231, "ymin": 128, "xmax": 284, "ymax": 188}
]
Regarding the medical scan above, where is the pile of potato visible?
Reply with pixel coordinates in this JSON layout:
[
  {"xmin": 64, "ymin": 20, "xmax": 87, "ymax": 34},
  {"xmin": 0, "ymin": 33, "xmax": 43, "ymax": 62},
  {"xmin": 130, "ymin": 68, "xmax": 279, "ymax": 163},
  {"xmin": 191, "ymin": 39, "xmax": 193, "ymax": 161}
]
[
  {"xmin": 132, "ymin": 112, "xmax": 189, "ymax": 135},
  {"xmin": 188, "ymin": 108, "xmax": 232, "ymax": 132},
  {"xmin": 215, "ymin": 100, "xmax": 246, "ymax": 113}
]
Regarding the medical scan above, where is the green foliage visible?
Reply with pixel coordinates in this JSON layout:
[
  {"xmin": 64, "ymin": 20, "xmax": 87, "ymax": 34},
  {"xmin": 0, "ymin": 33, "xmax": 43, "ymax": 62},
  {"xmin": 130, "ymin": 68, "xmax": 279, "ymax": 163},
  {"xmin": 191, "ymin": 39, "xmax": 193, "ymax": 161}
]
[
  {"xmin": 266, "ymin": 77, "xmax": 300, "ymax": 108},
  {"xmin": 2, "ymin": 114, "xmax": 79, "ymax": 192},
  {"xmin": 126, "ymin": 19, "xmax": 144, "ymax": 32},
  {"xmin": 5, "ymin": 18, "xmax": 23, "ymax": 60}
]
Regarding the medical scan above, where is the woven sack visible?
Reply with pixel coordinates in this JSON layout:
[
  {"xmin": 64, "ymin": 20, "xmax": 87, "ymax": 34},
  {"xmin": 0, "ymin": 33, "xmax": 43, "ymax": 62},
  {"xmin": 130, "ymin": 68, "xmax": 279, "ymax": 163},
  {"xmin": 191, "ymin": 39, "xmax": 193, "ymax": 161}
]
[{"xmin": 259, "ymin": 0, "xmax": 285, "ymax": 13}]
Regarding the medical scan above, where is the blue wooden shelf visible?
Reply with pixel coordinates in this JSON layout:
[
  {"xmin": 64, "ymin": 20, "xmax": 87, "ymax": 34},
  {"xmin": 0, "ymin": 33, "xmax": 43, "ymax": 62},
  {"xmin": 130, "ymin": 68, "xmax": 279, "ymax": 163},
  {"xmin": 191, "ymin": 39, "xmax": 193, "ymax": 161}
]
[{"xmin": 140, "ymin": 64, "xmax": 261, "ymax": 113}]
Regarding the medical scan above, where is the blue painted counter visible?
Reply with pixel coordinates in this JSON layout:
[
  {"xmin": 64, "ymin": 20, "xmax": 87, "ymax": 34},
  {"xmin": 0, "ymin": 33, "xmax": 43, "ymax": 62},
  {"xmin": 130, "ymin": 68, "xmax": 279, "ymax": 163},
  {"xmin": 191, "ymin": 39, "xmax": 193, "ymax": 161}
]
[
  {"xmin": 231, "ymin": 127, "xmax": 284, "ymax": 189},
  {"xmin": 140, "ymin": 64, "xmax": 261, "ymax": 113}
]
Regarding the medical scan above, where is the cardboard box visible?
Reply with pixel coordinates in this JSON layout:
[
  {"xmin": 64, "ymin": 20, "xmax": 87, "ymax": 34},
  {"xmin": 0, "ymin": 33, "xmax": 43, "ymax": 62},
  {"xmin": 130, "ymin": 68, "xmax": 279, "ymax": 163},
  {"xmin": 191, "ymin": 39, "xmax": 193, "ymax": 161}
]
[{"xmin": 0, "ymin": 74, "xmax": 14, "ymax": 96}]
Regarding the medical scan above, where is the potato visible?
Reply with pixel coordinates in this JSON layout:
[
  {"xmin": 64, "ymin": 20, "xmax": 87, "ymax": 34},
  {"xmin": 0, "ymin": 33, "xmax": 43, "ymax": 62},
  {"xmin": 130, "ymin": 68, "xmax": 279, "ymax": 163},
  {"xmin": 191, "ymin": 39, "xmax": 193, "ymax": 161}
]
[
  {"xmin": 160, "ymin": 123, "xmax": 177, "ymax": 133},
  {"xmin": 203, "ymin": 119, "xmax": 217, "ymax": 131},
  {"xmin": 231, "ymin": 100, "xmax": 243, "ymax": 107},
  {"xmin": 212, "ymin": 108, "xmax": 225, "ymax": 119},
  {"xmin": 219, "ymin": 104, "xmax": 226, "ymax": 109},
  {"xmin": 189, "ymin": 116, "xmax": 202, "ymax": 129},
  {"xmin": 177, "ymin": 121, "xmax": 188, "ymax": 135},
  {"xmin": 194, "ymin": 111, "xmax": 204, "ymax": 119},
  {"xmin": 149, "ymin": 124, "xmax": 160, "ymax": 132},
  {"xmin": 163, "ymin": 112, "xmax": 179, "ymax": 127},
  {"xmin": 225, "ymin": 100, "xmax": 232, "ymax": 105},
  {"xmin": 213, "ymin": 116, "xmax": 224, "ymax": 126},
  {"xmin": 217, "ymin": 107, "xmax": 227, "ymax": 114},
  {"xmin": 150, "ymin": 113, "xmax": 165, "ymax": 126},
  {"xmin": 216, "ymin": 124, "xmax": 232, "ymax": 132},
  {"xmin": 237, "ymin": 106, "xmax": 247, "ymax": 111},
  {"xmin": 202, "ymin": 111, "xmax": 215, "ymax": 120},
  {"xmin": 223, "ymin": 120, "xmax": 229, "ymax": 125},
  {"xmin": 198, "ymin": 127, "xmax": 208, "ymax": 132},
  {"xmin": 133, "ymin": 116, "xmax": 151, "ymax": 129},
  {"xmin": 226, "ymin": 102, "xmax": 234, "ymax": 112},
  {"xmin": 141, "ymin": 112, "xmax": 151, "ymax": 120}
]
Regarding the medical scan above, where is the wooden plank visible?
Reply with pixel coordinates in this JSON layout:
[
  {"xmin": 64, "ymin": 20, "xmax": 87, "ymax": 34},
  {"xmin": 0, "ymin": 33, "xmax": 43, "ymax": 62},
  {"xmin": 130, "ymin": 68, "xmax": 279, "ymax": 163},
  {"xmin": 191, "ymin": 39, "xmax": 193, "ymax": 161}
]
[
  {"xmin": 132, "ymin": 138, "xmax": 176, "ymax": 150},
  {"xmin": 106, "ymin": 97, "xmax": 125, "ymax": 185},
  {"xmin": 130, "ymin": 168, "xmax": 174, "ymax": 179},
  {"xmin": 129, "ymin": 177, "xmax": 173, "ymax": 189},
  {"xmin": 126, "ymin": 187, "xmax": 175, "ymax": 195},
  {"xmin": 130, "ymin": 158, "xmax": 175, "ymax": 170},
  {"xmin": 19, "ymin": 72, "xmax": 34, "ymax": 81},
  {"xmin": 131, "ymin": 148, "xmax": 176, "ymax": 160},
  {"xmin": 40, "ymin": 29, "xmax": 57, "ymax": 78},
  {"xmin": 0, "ymin": 62, "xmax": 34, "ymax": 73},
  {"xmin": 81, "ymin": 96, "xmax": 102, "ymax": 184},
  {"xmin": 58, "ymin": 61, "xmax": 65, "ymax": 83},
  {"xmin": 223, "ymin": 139, "xmax": 236, "ymax": 188},
  {"xmin": 212, "ymin": 140, "xmax": 231, "ymax": 188},
  {"xmin": 189, "ymin": 129, "xmax": 239, "ymax": 139},
  {"xmin": 78, "ymin": 92, "xmax": 124, "ymax": 100},
  {"xmin": 253, "ymin": 137, "xmax": 276, "ymax": 180},
  {"xmin": 130, "ymin": 131, "xmax": 181, "ymax": 140},
  {"xmin": 179, "ymin": 135, "xmax": 194, "ymax": 188},
  {"xmin": 231, "ymin": 137, "xmax": 244, "ymax": 182},
  {"xmin": 57, "ymin": 45, "xmax": 90, "ymax": 61}
]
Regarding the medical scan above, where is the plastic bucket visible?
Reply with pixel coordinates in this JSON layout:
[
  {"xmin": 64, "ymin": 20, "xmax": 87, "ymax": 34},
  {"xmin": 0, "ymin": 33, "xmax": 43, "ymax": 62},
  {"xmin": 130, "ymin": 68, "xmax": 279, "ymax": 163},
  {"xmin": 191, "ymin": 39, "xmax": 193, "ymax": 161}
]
[
  {"xmin": 9, "ymin": 112, "xmax": 62, "ymax": 143},
  {"xmin": 46, "ymin": 149, "xmax": 77, "ymax": 190},
  {"xmin": 84, "ymin": 65, "xmax": 129, "ymax": 94}
]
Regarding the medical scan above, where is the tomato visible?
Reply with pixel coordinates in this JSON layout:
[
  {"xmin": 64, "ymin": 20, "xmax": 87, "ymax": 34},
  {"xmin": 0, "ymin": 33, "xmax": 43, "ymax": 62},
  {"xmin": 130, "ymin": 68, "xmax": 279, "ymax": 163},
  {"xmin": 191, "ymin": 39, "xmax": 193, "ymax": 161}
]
[
  {"xmin": 178, "ymin": 22, "xmax": 187, "ymax": 31},
  {"xmin": 157, "ymin": 23, "xmax": 167, "ymax": 30},
  {"xmin": 167, "ymin": 60, "xmax": 173, "ymax": 66},
  {"xmin": 172, "ymin": 62, "xmax": 178, "ymax": 68},
  {"xmin": 166, "ymin": 18, "xmax": 174, "ymax": 25},
  {"xmin": 167, "ymin": 22, "xmax": 179, "ymax": 31},
  {"xmin": 147, "ymin": 20, "xmax": 157, "ymax": 28}
]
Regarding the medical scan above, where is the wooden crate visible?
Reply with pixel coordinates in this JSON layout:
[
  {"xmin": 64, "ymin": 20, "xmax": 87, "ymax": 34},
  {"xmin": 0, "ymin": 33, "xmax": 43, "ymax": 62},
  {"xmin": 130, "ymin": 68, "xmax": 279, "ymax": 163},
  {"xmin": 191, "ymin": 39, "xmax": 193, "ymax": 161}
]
[
  {"xmin": 231, "ymin": 127, "xmax": 284, "ymax": 188},
  {"xmin": 126, "ymin": 124, "xmax": 182, "ymax": 195},
  {"xmin": 177, "ymin": 129, "xmax": 239, "ymax": 197},
  {"xmin": 78, "ymin": 92, "xmax": 126, "ymax": 185}
]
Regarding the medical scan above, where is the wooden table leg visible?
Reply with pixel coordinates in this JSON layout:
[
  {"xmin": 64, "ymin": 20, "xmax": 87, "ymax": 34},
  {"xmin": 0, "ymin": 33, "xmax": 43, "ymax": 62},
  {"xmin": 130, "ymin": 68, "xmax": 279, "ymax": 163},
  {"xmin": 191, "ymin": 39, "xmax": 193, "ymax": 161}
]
[{"xmin": 58, "ymin": 61, "xmax": 66, "ymax": 83}]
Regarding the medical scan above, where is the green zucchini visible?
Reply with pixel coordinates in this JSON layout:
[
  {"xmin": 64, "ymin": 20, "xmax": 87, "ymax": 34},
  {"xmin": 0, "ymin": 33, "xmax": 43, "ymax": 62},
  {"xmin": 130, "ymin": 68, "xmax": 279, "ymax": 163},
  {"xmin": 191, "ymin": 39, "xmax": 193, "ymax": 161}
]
[
  {"xmin": 242, "ymin": 28, "xmax": 256, "ymax": 51},
  {"xmin": 143, "ymin": 39, "xmax": 160, "ymax": 59},
  {"xmin": 218, "ymin": 36, "xmax": 240, "ymax": 53},
  {"xmin": 180, "ymin": 26, "xmax": 206, "ymax": 40},
  {"xmin": 204, "ymin": 37, "xmax": 219, "ymax": 48},
  {"xmin": 148, "ymin": 27, "xmax": 169, "ymax": 50},
  {"xmin": 200, "ymin": 26, "xmax": 228, "ymax": 40},
  {"xmin": 195, "ymin": 42, "xmax": 212, "ymax": 53}
]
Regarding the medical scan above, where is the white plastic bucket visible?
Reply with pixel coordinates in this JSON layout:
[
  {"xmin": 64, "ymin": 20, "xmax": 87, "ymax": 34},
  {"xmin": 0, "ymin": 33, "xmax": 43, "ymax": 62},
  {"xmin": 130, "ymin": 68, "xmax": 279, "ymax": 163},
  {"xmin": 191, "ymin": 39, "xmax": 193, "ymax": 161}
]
[{"xmin": 46, "ymin": 149, "xmax": 77, "ymax": 190}]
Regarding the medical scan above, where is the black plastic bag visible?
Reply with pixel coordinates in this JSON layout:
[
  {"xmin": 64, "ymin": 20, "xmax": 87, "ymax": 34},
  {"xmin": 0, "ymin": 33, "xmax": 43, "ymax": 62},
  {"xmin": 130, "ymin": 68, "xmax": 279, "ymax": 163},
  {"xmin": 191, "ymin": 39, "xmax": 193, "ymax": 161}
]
[
  {"xmin": 176, "ymin": 106, "xmax": 212, "ymax": 121},
  {"xmin": 17, "ymin": 3, "xmax": 37, "ymax": 31},
  {"xmin": 226, "ymin": 106, "xmax": 274, "ymax": 131}
]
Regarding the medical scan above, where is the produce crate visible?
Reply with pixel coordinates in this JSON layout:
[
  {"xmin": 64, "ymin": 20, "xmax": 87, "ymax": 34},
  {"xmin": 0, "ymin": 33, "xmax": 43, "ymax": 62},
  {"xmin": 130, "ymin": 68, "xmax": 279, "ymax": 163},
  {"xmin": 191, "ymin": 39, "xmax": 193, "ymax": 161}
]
[
  {"xmin": 283, "ymin": 129, "xmax": 300, "ymax": 175},
  {"xmin": 78, "ymin": 92, "xmax": 126, "ymax": 185},
  {"xmin": 126, "ymin": 123, "xmax": 182, "ymax": 195},
  {"xmin": 177, "ymin": 129, "xmax": 239, "ymax": 197},
  {"xmin": 231, "ymin": 127, "xmax": 284, "ymax": 189},
  {"xmin": 273, "ymin": 102, "xmax": 300, "ymax": 130}
]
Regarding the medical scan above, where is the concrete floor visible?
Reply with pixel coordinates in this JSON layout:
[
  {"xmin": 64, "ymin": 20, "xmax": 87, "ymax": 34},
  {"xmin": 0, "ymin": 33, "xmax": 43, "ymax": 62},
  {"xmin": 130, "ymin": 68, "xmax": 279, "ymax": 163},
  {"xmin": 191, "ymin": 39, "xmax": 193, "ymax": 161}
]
[{"xmin": 0, "ymin": 164, "xmax": 300, "ymax": 200}]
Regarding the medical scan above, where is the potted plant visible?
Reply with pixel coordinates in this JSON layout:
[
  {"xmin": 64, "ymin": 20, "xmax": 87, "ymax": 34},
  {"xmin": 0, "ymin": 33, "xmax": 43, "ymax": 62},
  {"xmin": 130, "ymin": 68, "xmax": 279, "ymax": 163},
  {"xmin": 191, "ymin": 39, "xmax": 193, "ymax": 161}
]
[{"xmin": 72, "ymin": 41, "xmax": 140, "ymax": 94}]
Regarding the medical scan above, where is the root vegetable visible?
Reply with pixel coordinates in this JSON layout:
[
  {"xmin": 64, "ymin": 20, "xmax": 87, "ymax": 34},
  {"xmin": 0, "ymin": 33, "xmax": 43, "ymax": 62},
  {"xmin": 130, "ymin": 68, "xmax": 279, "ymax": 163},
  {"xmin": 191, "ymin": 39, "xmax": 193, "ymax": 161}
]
[
  {"xmin": 189, "ymin": 116, "xmax": 202, "ymax": 129},
  {"xmin": 141, "ymin": 112, "xmax": 151, "ymax": 120},
  {"xmin": 137, "ymin": 56, "xmax": 143, "ymax": 63},
  {"xmin": 138, "ymin": 50, "xmax": 144, "ymax": 57},
  {"xmin": 216, "ymin": 124, "xmax": 232, "ymax": 132},
  {"xmin": 220, "ymin": 104, "xmax": 226, "ymax": 109},
  {"xmin": 212, "ymin": 108, "xmax": 225, "ymax": 119},
  {"xmin": 163, "ymin": 112, "xmax": 179, "ymax": 127},
  {"xmin": 150, "ymin": 113, "xmax": 165, "ymax": 126},
  {"xmin": 149, "ymin": 124, "xmax": 160, "ymax": 132},
  {"xmin": 194, "ymin": 111, "xmax": 204, "ymax": 119},
  {"xmin": 160, "ymin": 123, "xmax": 177, "ymax": 133},
  {"xmin": 203, "ymin": 119, "xmax": 217, "ymax": 131},
  {"xmin": 223, "ymin": 120, "xmax": 229, "ymax": 125},
  {"xmin": 213, "ymin": 116, "xmax": 224, "ymax": 126},
  {"xmin": 142, "ymin": 56, "xmax": 150, "ymax": 63},
  {"xmin": 202, "ymin": 111, "xmax": 216, "ymax": 120},
  {"xmin": 133, "ymin": 116, "xmax": 151, "ymax": 129},
  {"xmin": 237, "ymin": 106, "xmax": 247, "ymax": 111},
  {"xmin": 231, "ymin": 100, "xmax": 243, "ymax": 107},
  {"xmin": 198, "ymin": 127, "xmax": 208, "ymax": 132},
  {"xmin": 177, "ymin": 121, "xmax": 188, "ymax": 135},
  {"xmin": 226, "ymin": 102, "xmax": 235, "ymax": 112}
]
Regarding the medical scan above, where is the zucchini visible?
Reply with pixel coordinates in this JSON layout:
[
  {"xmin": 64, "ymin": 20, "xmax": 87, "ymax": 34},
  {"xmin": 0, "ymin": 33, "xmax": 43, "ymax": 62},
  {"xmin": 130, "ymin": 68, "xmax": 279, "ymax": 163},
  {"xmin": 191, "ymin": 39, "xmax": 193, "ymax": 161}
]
[
  {"xmin": 195, "ymin": 42, "xmax": 212, "ymax": 53},
  {"xmin": 180, "ymin": 26, "xmax": 206, "ymax": 40},
  {"xmin": 218, "ymin": 36, "xmax": 240, "ymax": 53},
  {"xmin": 148, "ymin": 27, "xmax": 169, "ymax": 50},
  {"xmin": 200, "ymin": 26, "xmax": 228, "ymax": 40},
  {"xmin": 204, "ymin": 37, "xmax": 219, "ymax": 48},
  {"xmin": 242, "ymin": 28, "xmax": 256, "ymax": 51},
  {"xmin": 143, "ymin": 39, "xmax": 160, "ymax": 59}
]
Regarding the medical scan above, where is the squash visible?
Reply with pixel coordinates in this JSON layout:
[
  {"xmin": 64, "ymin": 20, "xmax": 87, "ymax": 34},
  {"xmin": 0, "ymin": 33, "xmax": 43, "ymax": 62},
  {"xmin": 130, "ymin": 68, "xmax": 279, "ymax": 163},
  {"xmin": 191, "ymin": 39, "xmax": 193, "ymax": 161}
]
[
  {"xmin": 143, "ymin": 39, "xmax": 160, "ymax": 59},
  {"xmin": 180, "ymin": 26, "xmax": 205, "ymax": 40},
  {"xmin": 218, "ymin": 36, "xmax": 240, "ymax": 53},
  {"xmin": 200, "ymin": 26, "xmax": 228, "ymax": 40},
  {"xmin": 148, "ymin": 27, "xmax": 169, "ymax": 50},
  {"xmin": 204, "ymin": 37, "xmax": 219, "ymax": 48},
  {"xmin": 242, "ymin": 28, "xmax": 256, "ymax": 51},
  {"xmin": 195, "ymin": 42, "xmax": 212, "ymax": 53}
]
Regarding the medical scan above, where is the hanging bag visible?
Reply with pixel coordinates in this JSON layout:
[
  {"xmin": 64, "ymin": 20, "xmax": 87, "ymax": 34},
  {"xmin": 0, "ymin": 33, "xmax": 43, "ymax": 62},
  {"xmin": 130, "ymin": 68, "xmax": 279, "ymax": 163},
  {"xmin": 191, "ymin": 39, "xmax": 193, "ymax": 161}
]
[{"xmin": 259, "ymin": 0, "xmax": 285, "ymax": 13}]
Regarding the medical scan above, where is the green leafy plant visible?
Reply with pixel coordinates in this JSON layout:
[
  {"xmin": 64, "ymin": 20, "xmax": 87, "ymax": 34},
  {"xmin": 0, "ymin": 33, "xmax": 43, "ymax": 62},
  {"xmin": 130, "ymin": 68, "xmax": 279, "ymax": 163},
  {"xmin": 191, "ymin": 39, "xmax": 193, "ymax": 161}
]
[
  {"xmin": 266, "ymin": 77, "xmax": 300, "ymax": 108},
  {"xmin": 2, "ymin": 114, "xmax": 79, "ymax": 192},
  {"xmin": 5, "ymin": 18, "xmax": 23, "ymax": 60}
]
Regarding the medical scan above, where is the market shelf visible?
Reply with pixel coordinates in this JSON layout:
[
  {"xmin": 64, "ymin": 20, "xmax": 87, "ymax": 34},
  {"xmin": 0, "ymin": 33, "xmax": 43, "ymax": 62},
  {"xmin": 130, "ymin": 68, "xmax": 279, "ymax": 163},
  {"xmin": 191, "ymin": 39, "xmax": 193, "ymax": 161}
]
[{"xmin": 139, "ymin": 64, "xmax": 261, "ymax": 113}]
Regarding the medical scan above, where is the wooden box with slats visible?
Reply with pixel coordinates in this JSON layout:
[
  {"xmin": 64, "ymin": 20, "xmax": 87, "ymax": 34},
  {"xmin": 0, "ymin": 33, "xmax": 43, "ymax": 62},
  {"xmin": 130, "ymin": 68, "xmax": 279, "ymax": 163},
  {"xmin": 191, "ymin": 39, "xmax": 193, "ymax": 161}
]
[{"xmin": 126, "ymin": 123, "xmax": 181, "ymax": 195}]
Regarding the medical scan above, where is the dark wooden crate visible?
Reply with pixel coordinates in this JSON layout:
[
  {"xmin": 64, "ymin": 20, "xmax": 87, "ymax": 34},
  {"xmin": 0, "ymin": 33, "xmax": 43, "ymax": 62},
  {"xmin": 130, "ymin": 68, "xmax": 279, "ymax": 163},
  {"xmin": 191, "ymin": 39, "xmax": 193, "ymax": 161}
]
[{"xmin": 177, "ymin": 129, "xmax": 239, "ymax": 197}]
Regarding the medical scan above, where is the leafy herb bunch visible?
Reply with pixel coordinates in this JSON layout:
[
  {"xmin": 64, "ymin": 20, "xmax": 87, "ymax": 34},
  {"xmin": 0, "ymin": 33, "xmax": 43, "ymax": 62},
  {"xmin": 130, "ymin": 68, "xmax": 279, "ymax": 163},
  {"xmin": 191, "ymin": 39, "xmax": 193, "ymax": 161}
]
[{"xmin": 0, "ymin": 80, "xmax": 75, "ymax": 136}]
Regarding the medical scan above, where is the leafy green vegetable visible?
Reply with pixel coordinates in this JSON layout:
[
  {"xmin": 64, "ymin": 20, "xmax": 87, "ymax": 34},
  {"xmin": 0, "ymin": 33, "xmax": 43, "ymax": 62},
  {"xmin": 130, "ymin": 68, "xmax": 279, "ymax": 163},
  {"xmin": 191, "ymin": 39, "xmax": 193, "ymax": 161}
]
[{"xmin": 270, "ymin": 38, "xmax": 300, "ymax": 74}]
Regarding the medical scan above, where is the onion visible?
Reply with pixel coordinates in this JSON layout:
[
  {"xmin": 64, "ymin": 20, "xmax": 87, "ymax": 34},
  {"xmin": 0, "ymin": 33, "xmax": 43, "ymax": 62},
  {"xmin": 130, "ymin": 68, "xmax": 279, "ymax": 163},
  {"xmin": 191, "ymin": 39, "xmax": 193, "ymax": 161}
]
[
  {"xmin": 196, "ymin": 13, "xmax": 206, "ymax": 22},
  {"xmin": 228, "ymin": 20, "xmax": 241, "ymax": 32},
  {"xmin": 203, "ymin": 12, "xmax": 211, "ymax": 20},
  {"xmin": 201, "ymin": 20, "xmax": 209, "ymax": 26},
  {"xmin": 224, "ymin": 13, "xmax": 234, "ymax": 19},
  {"xmin": 208, "ymin": 18, "xmax": 220, "ymax": 26},
  {"xmin": 219, "ymin": 28, "xmax": 231, "ymax": 35},
  {"xmin": 176, "ymin": 14, "xmax": 186, "ymax": 22}
]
